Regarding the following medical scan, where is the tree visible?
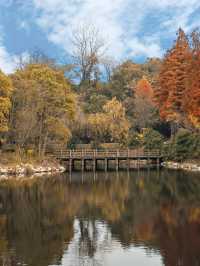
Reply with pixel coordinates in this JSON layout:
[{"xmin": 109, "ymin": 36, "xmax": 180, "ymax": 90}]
[
  {"xmin": 16, "ymin": 49, "xmax": 55, "ymax": 70},
  {"xmin": 88, "ymin": 113, "xmax": 110, "ymax": 145},
  {"xmin": 0, "ymin": 70, "xmax": 13, "ymax": 133},
  {"xmin": 134, "ymin": 76, "xmax": 158, "ymax": 129},
  {"xmin": 101, "ymin": 57, "xmax": 116, "ymax": 82},
  {"xmin": 155, "ymin": 29, "xmax": 190, "ymax": 127},
  {"xmin": 84, "ymin": 94, "xmax": 108, "ymax": 113},
  {"xmin": 72, "ymin": 24, "xmax": 105, "ymax": 84},
  {"xmin": 109, "ymin": 60, "xmax": 142, "ymax": 101},
  {"xmin": 183, "ymin": 30, "xmax": 200, "ymax": 129},
  {"xmin": 11, "ymin": 64, "xmax": 76, "ymax": 156},
  {"xmin": 88, "ymin": 98, "xmax": 130, "ymax": 145},
  {"xmin": 142, "ymin": 128, "xmax": 164, "ymax": 150},
  {"xmin": 103, "ymin": 97, "xmax": 130, "ymax": 144},
  {"xmin": 169, "ymin": 129, "xmax": 200, "ymax": 160}
]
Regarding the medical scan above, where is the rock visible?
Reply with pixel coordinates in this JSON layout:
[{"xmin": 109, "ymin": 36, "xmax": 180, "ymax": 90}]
[
  {"xmin": 163, "ymin": 161, "xmax": 200, "ymax": 172},
  {"xmin": 0, "ymin": 162, "xmax": 66, "ymax": 178}
]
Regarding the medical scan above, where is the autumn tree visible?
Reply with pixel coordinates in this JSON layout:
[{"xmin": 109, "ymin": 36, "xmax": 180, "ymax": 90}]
[
  {"xmin": 109, "ymin": 60, "xmax": 142, "ymax": 101},
  {"xmin": 155, "ymin": 28, "xmax": 191, "ymax": 129},
  {"xmin": 103, "ymin": 97, "xmax": 130, "ymax": 143},
  {"xmin": 11, "ymin": 64, "xmax": 76, "ymax": 156},
  {"xmin": 183, "ymin": 30, "xmax": 200, "ymax": 129},
  {"xmin": 134, "ymin": 76, "xmax": 158, "ymax": 129},
  {"xmin": 88, "ymin": 98, "xmax": 130, "ymax": 145},
  {"xmin": 0, "ymin": 70, "xmax": 13, "ymax": 134},
  {"xmin": 88, "ymin": 113, "xmax": 110, "ymax": 145},
  {"xmin": 84, "ymin": 94, "xmax": 108, "ymax": 113}
]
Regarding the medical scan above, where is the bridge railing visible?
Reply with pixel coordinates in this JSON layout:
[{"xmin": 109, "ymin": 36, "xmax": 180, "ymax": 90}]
[{"xmin": 50, "ymin": 149, "xmax": 161, "ymax": 159}]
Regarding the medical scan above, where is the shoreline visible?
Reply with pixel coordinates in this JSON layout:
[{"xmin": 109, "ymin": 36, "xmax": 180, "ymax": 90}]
[
  {"xmin": 0, "ymin": 160, "xmax": 200, "ymax": 179},
  {"xmin": 162, "ymin": 161, "xmax": 200, "ymax": 172},
  {"xmin": 0, "ymin": 162, "xmax": 66, "ymax": 178}
]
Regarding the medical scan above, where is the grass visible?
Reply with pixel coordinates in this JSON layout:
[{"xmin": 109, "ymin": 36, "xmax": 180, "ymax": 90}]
[{"xmin": 0, "ymin": 151, "xmax": 58, "ymax": 167}]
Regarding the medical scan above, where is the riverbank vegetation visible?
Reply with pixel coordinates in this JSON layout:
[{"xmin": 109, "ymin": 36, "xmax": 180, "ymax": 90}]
[{"xmin": 0, "ymin": 27, "xmax": 199, "ymax": 162}]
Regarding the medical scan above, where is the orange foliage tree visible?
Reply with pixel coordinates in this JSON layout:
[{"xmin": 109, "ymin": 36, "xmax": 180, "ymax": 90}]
[
  {"xmin": 134, "ymin": 76, "xmax": 157, "ymax": 129},
  {"xmin": 135, "ymin": 76, "xmax": 154, "ymax": 100},
  {"xmin": 155, "ymin": 29, "xmax": 191, "ymax": 127},
  {"xmin": 183, "ymin": 31, "xmax": 200, "ymax": 129}
]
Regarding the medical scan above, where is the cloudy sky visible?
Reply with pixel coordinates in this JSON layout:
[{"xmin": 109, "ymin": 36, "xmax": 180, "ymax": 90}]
[{"xmin": 0, "ymin": 0, "xmax": 200, "ymax": 73}]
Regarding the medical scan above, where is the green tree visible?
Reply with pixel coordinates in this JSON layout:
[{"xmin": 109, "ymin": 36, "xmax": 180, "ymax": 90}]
[
  {"xmin": 170, "ymin": 129, "xmax": 200, "ymax": 160},
  {"xmin": 142, "ymin": 128, "xmax": 164, "ymax": 150},
  {"xmin": 84, "ymin": 94, "xmax": 108, "ymax": 113}
]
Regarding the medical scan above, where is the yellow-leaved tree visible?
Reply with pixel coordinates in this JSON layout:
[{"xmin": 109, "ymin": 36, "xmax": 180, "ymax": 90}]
[
  {"xmin": 103, "ymin": 97, "xmax": 130, "ymax": 143},
  {"xmin": 0, "ymin": 70, "xmax": 13, "ymax": 133},
  {"xmin": 88, "ymin": 113, "xmax": 110, "ymax": 144},
  {"xmin": 11, "ymin": 64, "xmax": 76, "ymax": 156},
  {"xmin": 88, "ymin": 97, "xmax": 130, "ymax": 145}
]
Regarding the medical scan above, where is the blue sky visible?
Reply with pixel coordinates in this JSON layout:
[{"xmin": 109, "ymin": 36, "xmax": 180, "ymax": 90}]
[{"xmin": 0, "ymin": 0, "xmax": 200, "ymax": 73}]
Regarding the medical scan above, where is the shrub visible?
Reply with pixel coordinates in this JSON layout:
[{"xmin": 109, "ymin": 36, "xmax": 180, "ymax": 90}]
[
  {"xmin": 142, "ymin": 128, "xmax": 164, "ymax": 150},
  {"xmin": 128, "ymin": 133, "xmax": 141, "ymax": 148},
  {"xmin": 171, "ymin": 129, "xmax": 200, "ymax": 161}
]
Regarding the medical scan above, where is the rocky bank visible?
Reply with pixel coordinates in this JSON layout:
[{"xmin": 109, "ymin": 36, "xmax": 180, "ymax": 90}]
[
  {"xmin": 0, "ymin": 162, "xmax": 66, "ymax": 178},
  {"xmin": 163, "ymin": 161, "xmax": 200, "ymax": 172}
]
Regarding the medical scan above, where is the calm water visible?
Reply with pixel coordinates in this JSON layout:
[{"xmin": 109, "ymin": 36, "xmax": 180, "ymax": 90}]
[{"xmin": 0, "ymin": 169, "xmax": 200, "ymax": 266}]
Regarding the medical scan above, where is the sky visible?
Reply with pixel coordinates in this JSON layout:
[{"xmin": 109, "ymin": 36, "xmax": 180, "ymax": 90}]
[{"xmin": 0, "ymin": 0, "xmax": 200, "ymax": 73}]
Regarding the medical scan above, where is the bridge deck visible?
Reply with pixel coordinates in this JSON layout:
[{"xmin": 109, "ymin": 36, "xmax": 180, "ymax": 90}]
[{"xmin": 52, "ymin": 149, "xmax": 162, "ymax": 160}]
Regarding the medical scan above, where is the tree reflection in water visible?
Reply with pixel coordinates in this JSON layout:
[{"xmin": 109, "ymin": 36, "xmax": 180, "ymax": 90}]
[{"xmin": 0, "ymin": 170, "xmax": 199, "ymax": 266}]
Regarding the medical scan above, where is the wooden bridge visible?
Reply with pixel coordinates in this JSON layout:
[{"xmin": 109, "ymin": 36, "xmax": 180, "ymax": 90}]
[{"xmin": 52, "ymin": 149, "xmax": 163, "ymax": 171}]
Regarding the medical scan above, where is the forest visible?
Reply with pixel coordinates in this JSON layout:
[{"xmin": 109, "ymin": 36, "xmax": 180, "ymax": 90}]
[{"xmin": 0, "ymin": 27, "xmax": 200, "ymax": 161}]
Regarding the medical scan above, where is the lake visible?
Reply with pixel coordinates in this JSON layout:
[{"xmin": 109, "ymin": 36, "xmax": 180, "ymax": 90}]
[{"xmin": 0, "ymin": 169, "xmax": 200, "ymax": 266}]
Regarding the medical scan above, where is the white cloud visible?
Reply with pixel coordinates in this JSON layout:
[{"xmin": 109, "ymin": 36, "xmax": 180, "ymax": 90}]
[
  {"xmin": 32, "ymin": 0, "xmax": 200, "ymax": 59},
  {"xmin": 128, "ymin": 37, "xmax": 164, "ymax": 58},
  {"xmin": 0, "ymin": 40, "xmax": 16, "ymax": 73},
  {"xmin": 0, "ymin": 33, "xmax": 29, "ymax": 74}
]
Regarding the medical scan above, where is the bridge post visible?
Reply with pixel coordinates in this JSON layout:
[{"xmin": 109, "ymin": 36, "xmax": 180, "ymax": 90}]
[
  {"xmin": 72, "ymin": 159, "xmax": 75, "ymax": 171},
  {"xmin": 81, "ymin": 159, "xmax": 84, "ymax": 172},
  {"xmin": 93, "ymin": 159, "xmax": 96, "ymax": 172},
  {"xmin": 137, "ymin": 158, "xmax": 140, "ymax": 169},
  {"xmin": 116, "ymin": 159, "xmax": 119, "ymax": 171},
  {"xmin": 157, "ymin": 158, "xmax": 160, "ymax": 170},
  {"xmin": 69, "ymin": 159, "xmax": 72, "ymax": 172},
  {"xmin": 105, "ymin": 158, "xmax": 108, "ymax": 171},
  {"xmin": 127, "ymin": 149, "xmax": 130, "ymax": 170},
  {"xmin": 147, "ymin": 149, "xmax": 150, "ymax": 169}
]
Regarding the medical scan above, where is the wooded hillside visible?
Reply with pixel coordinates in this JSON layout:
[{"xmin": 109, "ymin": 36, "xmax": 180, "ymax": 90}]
[{"xmin": 0, "ymin": 28, "xmax": 199, "ymax": 161}]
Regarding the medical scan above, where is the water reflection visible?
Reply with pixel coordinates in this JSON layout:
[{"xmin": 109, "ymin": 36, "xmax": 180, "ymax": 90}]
[{"xmin": 0, "ymin": 170, "xmax": 199, "ymax": 266}]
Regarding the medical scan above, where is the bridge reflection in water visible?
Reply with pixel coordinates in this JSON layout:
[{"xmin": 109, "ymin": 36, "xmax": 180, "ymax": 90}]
[{"xmin": 0, "ymin": 170, "xmax": 200, "ymax": 266}]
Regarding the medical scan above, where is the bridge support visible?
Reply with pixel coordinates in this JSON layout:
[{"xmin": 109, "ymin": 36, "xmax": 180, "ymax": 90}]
[
  {"xmin": 116, "ymin": 158, "xmax": 119, "ymax": 171},
  {"xmin": 105, "ymin": 158, "xmax": 108, "ymax": 171},
  {"xmin": 69, "ymin": 159, "xmax": 72, "ymax": 172},
  {"xmin": 157, "ymin": 158, "xmax": 160, "ymax": 170},
  {"xmin": 60, "ymin": 149, "xmax": 163, "ymax": 172},
  {"xmin": 126, "ymin": 158, "xmax": 130, "ymax": 170},
  {"xmin": 93, "ymin": 159, "xmax": 96, "ymax": 172}
]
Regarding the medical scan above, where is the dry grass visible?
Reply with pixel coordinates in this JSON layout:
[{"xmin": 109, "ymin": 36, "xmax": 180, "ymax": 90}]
[{"xmin": 0, "ymin": 152, "xmax": 57, "ymax": 166}]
